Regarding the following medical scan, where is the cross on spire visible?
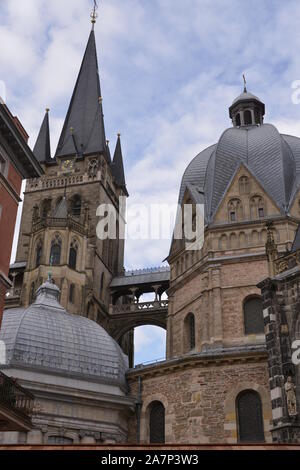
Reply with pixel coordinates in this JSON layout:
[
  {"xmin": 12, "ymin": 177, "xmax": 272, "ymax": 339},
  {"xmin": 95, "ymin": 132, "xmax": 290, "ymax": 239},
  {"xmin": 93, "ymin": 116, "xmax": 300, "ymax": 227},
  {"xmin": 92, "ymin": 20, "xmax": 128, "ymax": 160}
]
[
  {"xmin": 90, "ymin": 0, "xmax": 99, "ymax": 29},
  {"xmin": 243, "ymin": 74, "xmax": 247, "ymax": 93}
]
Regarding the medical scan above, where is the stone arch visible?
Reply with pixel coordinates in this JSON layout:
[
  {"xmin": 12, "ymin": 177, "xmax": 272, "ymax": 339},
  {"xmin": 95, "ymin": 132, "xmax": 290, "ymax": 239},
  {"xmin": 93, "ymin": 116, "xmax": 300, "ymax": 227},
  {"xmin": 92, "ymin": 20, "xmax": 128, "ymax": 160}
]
[
  {"xmin": 224, "ymin": 381, "xmax": 271, "ymax": 443},
  {"xmin": 239, "ymin": 176, "xmax": 250, "ymax": 195},
  {"xmin": 113, "ymin": 319, "xmax": 167, "ymax": 343},
  {"xmin": 251, "ymin": 230, "xmax": 259, "ymax": 245},
  {"xmin": 219, "ymin": 234, "xmax": 228, "ymax": 250},
  {"xmin": 229, "ymin": 232, "xmax": 238, "ymax": 249},
  {"xmin": 250, "ymin": 194, "xmax": 265, "ymax": 220},
  {"xmin": 140, "ymin": 393, "xmax": 168, "ymax": 444},
  {"xmin": 239, "ymin": 231, "xmax": 247, "ymax": 247},
  {"xmin": 236, "ymin": 389, "xmax": 264, "ymax": 442},
  {"xmin": 183, "ymin": 312, "xmax": 196, "ymax": 353},
  {"xmin": 228, "ymin": 198, "xmax": 243, "ymax": 222}
]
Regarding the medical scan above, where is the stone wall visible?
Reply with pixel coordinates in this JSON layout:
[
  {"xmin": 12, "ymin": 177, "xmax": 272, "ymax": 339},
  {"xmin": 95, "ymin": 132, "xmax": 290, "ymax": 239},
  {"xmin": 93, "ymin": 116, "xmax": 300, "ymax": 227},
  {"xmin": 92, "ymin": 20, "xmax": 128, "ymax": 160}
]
[{"xmin": 127, "ymin": 355, "xmax": 272, "ymax": 444}]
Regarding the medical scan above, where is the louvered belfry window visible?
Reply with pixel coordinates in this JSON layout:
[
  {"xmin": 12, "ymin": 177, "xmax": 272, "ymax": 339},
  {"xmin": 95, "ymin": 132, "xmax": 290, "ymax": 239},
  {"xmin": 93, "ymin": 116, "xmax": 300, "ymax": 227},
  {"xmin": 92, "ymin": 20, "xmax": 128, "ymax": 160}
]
[
  {"xmin": 237, "ymin": 390, "xmax": 265, "ymax": 442},
  {"xmin": 244, "ymin": 297, "xmax": 264, "ymax": 335},
  {"xmin": 150, "ymin": 401, "xmax": 165, "ymax": 444}
]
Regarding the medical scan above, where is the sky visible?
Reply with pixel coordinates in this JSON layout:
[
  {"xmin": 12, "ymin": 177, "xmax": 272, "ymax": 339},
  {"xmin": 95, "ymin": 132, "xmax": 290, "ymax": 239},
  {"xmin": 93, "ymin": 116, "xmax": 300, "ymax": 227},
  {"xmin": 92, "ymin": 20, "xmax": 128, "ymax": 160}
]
[{"xmin": 2, "ymin": 0, "xmax": 300, "ymax": 364}]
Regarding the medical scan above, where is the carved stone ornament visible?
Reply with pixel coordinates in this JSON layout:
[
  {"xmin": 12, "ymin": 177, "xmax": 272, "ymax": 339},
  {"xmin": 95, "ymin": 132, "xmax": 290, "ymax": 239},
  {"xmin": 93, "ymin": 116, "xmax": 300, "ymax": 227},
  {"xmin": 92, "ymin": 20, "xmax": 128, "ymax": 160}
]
[{"xmin": 284, "ymin": 376, "xmax": 298, "ymax": 417}]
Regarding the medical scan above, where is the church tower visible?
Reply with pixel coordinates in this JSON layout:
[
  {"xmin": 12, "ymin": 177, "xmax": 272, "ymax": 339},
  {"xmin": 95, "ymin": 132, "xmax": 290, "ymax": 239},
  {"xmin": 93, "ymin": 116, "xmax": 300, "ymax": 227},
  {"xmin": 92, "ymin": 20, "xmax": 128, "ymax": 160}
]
[{"xmin": 8, "ymin": 14, "xmax": 128, "ymax": 332}]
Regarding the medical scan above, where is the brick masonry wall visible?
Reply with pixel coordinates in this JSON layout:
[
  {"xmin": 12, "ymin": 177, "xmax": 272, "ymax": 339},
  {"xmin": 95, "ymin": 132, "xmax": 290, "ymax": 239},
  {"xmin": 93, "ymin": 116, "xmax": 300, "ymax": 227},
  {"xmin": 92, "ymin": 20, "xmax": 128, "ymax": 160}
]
[{"xmin": 127, "ymin": 359, "xmax": 272, "ymax": 444}]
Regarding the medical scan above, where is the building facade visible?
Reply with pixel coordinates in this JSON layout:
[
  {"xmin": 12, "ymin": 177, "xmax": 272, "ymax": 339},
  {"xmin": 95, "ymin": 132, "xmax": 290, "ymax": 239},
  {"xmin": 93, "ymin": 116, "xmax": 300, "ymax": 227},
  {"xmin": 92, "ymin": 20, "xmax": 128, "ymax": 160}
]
[{"xmin": 2, "ymin": 15, "xmax": 300, "ymax": 445}]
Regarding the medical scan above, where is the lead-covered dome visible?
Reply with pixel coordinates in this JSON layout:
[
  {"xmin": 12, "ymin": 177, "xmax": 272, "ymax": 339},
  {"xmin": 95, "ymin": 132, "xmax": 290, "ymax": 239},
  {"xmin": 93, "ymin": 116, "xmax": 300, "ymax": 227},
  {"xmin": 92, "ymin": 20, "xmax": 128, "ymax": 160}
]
[
  {"xmin": 0, "ymin": 279, "xmax": 128, "ymax": 385},
  {"xmin": 179, "ymin": 89, "xmax": 300, "ymax": 224}
]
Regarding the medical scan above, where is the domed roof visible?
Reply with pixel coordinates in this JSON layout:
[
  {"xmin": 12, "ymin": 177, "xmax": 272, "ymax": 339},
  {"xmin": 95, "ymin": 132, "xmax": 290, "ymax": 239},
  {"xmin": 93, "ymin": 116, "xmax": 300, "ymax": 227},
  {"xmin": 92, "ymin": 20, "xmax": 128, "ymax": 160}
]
[
  {"xmin": 0, "ymin": 279, "xmax": 128, "ymax": 385},
  {"xmin": 179, "ymin": 123, "xmax": 300, "ymax": 224},
  {"xmin": 232, "ymin": 90, "xmax": 262, "ymax": 105}
]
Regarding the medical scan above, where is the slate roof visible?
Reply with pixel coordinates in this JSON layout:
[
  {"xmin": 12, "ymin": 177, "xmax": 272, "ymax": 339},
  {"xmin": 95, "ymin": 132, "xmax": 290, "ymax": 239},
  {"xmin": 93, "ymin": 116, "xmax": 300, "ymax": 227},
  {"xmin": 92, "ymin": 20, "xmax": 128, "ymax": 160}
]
[
  {"xmin": 55, "ymin": 30, "xmax": 108, "ymax": 159},
  {"xmin": 33, "ymin": 110, "xmax": 51, "ymax": 162},
  {"xmin": 0, "ymin": 279, "xmax": 128, "ymax": 385},
  {"xmin": 179, "ymin": 123, "xmax": 300, "ymax": 225}
]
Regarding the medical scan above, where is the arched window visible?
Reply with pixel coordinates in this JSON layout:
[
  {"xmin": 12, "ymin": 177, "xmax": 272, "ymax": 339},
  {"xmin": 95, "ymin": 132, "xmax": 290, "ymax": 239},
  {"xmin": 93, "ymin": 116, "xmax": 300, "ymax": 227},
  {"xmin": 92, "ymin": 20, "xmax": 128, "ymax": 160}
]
[
  {"xmin": 228, "ymin": 199, "xmax": 242, "ymax": 222},
  {"xmin": 239, "ymin": 176, "xmax": 250, "ymax": 195},
  {"xmin": 244, "ymin": 110, "xmax": 252, "ymax": 125},
  {"xmin": 35, "ymin": 241, "xmax": 42, "ymax": 268},
  {"xmin": 69, "ymin": 283, "xmax": 75, "ymax": 303},
  {"xmin": 71, "ymin": 194, "xmax": 81, "ymax": 217},
  {"xmin": 236, "ymin": 390, "xmax": 264, "ymax": 442},
  {"xmin": 50, "ymin": 235, "xmax": 62, "ymax": 266},
  {"xmin": 250, "ymin": 195, "xmax": 265, "ymax": 220},
  {"xmin": 243, "ymin": 297, "xmax": 264, "ymax": 335},
  {"xmin": 48, "ymin": 436, "xmax": 73, "ymax": 445},
  {"xmin": 41, "ymin": 199, "xmax": 51, "ymax": 218},
  {"xmin": 68, "ymin": 240, "xmax": 78, "ymax": 270},
  {"xmin": 184, "ymin": 313, "xmax": 196, "ymax": 351},
  {"xmin": 149, "ymin": 401, "xmax": 165, "ymax": 444},
  {"xmin": 235, "ymin": 113, "xmax": 241, "ymax": 127},
  {"xmin": 29, "ymin": 282, "xmax": 35, "ymax": 304}
]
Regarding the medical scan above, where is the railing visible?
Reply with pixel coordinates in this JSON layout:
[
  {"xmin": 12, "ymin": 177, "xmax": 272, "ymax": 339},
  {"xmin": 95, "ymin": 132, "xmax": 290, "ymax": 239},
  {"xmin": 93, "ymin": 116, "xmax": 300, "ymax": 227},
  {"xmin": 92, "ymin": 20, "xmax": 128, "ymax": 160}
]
[
  {"xmin": 32, "ymin": 216, "xmax": 87, "ymax": 236},
  {"xmin": 111, "ymin": 299, "xmax": 168, "ymax": 314},
  {"xmin": 0, "ymin": 371, "xmax": 34, "ymax": 418}
]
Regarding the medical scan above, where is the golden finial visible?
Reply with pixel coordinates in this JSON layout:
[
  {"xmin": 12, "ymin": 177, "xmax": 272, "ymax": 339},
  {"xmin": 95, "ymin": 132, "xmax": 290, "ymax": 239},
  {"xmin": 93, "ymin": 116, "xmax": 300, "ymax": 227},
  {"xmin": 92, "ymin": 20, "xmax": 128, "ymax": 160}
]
[
  {"xmin": 45, "ymin": 108, "xmax": 50, "ymax": 113},
  {"xmin": 243, "ymin": 74, "xmax": 247, "ymax": 93},
  {"xmin": 117, "ymin": 133, "xmax": 121, "ymax": 138},
  {"xmin": 90, "ymin": 0, "xmax": 98, "ymax": 29}
]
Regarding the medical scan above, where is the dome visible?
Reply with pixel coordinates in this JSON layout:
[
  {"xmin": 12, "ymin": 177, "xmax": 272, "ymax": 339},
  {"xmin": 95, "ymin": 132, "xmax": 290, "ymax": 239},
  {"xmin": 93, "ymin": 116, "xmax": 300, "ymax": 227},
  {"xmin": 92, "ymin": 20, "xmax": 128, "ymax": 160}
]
[
  {"xmin": 0, "ymin": 278, "xmax": 128, "ymax": 385},
  {"xmin": 232, "ymin": 91, "xmax": 262, "ymax": 105},
  {"xmin": 179, "ymin": 123, "xmax": 300, "ymax": 224}
]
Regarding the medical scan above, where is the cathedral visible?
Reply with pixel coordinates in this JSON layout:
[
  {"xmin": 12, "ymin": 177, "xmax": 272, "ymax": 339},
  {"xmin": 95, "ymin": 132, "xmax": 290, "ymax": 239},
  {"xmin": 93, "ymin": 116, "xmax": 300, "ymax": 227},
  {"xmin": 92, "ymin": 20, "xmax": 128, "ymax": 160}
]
[{"xmin": 0, "ymin": 11, "xmax": 300, "ymax": 445}]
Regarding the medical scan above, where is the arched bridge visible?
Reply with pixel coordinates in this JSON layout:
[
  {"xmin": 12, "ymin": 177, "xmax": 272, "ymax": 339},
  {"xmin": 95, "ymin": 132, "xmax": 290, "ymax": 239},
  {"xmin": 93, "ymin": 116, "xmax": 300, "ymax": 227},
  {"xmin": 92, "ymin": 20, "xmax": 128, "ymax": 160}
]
[{"xmin": 108, "ymin": 266, "xmax": 170, "ymax": 340}]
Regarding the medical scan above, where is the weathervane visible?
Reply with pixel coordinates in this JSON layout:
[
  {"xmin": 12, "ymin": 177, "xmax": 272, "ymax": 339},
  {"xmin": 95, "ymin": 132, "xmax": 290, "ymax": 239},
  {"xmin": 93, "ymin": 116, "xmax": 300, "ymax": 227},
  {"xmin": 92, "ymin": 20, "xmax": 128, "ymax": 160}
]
[
  {"xmin": 243, "ymin": 74, "xmax": 247, "ymax": 93},
  {"xmin": 90, "ymin": 0, "xmax": 99, "ymax": 29}
]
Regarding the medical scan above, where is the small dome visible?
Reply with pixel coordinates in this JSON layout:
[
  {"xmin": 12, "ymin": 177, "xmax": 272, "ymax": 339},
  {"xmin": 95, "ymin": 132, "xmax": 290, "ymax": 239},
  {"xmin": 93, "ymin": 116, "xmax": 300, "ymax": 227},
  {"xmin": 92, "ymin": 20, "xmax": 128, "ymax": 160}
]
[
  {"xmin": 232, "ymin": 91, "xmax": 262, "ymax": 105},
  {"xmin": 0, "ymin": 278, "xmax": 128, "ymax": 385}
]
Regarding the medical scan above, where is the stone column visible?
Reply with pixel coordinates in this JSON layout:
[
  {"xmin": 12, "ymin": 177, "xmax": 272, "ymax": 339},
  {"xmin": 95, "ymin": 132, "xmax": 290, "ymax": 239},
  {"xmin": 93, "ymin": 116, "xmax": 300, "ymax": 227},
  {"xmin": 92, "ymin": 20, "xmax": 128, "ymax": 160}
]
[{"xmin": 27, "ymin": 429, "xmax": 43, "ymax": 444}]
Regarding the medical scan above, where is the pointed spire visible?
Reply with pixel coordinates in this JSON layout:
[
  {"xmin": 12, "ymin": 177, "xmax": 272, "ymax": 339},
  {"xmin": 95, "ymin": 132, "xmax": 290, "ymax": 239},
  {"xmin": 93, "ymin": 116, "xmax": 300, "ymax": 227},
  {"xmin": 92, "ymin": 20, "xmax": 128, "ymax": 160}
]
[
  {"xmin": 55, "ymin": 30, "xmax": 107, "ymax": 159},
  {"xmin": 112, "ymin": 134, "xmax": 128, "ymax": 196},
  {"xmin": 33, "ymin": 108, "xmax": 51, "ymax": 162}
]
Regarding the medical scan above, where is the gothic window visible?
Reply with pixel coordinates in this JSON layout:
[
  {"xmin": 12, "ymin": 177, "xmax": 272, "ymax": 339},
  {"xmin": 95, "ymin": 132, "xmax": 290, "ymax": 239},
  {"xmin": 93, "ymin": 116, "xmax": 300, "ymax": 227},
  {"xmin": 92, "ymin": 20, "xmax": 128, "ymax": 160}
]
[
  {"xmin": 250, "ymin": 195, "xmax": 265, "ymax": 220},
  {"xmin": 69, "ymin": 283, "xmax": 75, "ymax": 303},
  {"xmin": 68, "ymin": 240, "xmax": 78, "ymax": 270},
  {"xmin": 50, "ymin": 235, "xmax": 62, "ymax": 266},
  {"xmin": 47, "ymin": 436, "xmax": 73, "ymax": 445},
  {"xmin": 149, "ymin": 401, "xmax": 165, "ymax": 444},
  {"xmin": 244, "ymin": 110, "xmax": 252, "ymax": 125},
  {"xmin": 228, "ymin": 199, "xmax": 242, "ymax": 222},
  {"xmin": 55, "ymin": 197, "xmax": 63, "ymax": 210},
  {"xmin": 35, "ymin": 241, "xmax": 42, "ymax": 268},
  {"xmin": 236, "ymin": 390, "xmax": 264, "ymax": 442},
  {"xmin": 184, "ymin": 312, "xmax": 196, "ymax": 351},
  {"xmin": 41, "ymin": 199, "xmax": 52, "ymax": 218},
  {"xmin": 243, "ymin": 296, "xmax": 264, "ymax": 335},
  {"xmin": 235, "ymin": 113, "xmax": 241, "ymax": 127},
  {"xmin": 71, "ymin": 194, "xmax": 81, "ymax": 217},
  {"xmin": 29, "ymin": 282, "xmax": 35, "ymax": 304},
  {"xmin": 239, "ymin": 176, "xmax": 250, "ymax": 195}
]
